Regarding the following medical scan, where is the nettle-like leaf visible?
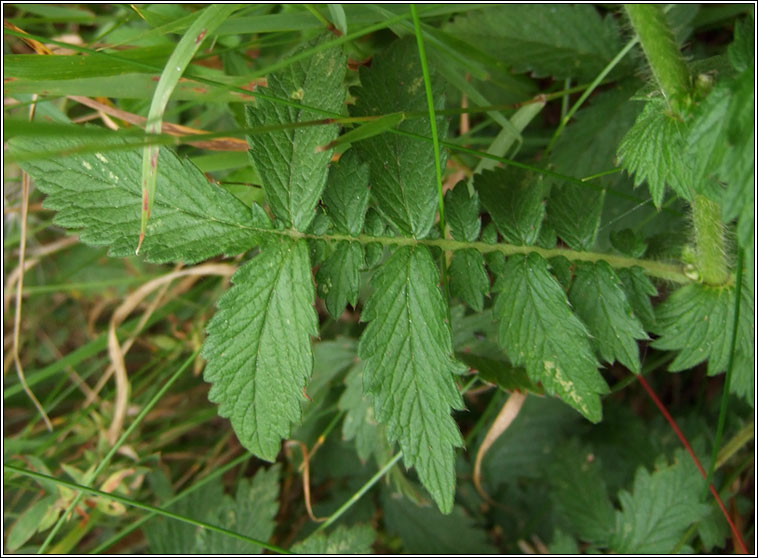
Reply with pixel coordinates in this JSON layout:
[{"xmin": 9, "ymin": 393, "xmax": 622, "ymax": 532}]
[
  {"xmin": 445, "ymin": 4, "xmax": 625, "ymax": 81},
  {"xmin": 246, "ymin": 34, "xmax": 346, "ymax": 231},
  {"xmin": 381, "ymin": 490, "xmax": 497, "ymax": 554},
  {"xmin": 609, "ymin": 450, "xmax": 710, "ymax": 554},
  {"xmin": 203, "ymin": 235, "xmax": 317, "ymax": 460},
  {"xmin": 350, "ymin": 36, "xmax": 448, "ymax": 239},
  {"xmin": 444, "ymin": 181, "xmax": 481, "ymax": 243},
  {"xmin": 547, "ymin": 441, "xmax": 616, "ymax": 547},
  {"xmin": 358, "ymin": 246, "xmax": 465, "ymax": 513},
  {"xmin": 569, "ymin": 261, "xmax": 648, "ymax": 373},
  {"xmin": 652, "ymin": 279, "xmax": 754, "ymax": 401},
  {"xmin": 145, "ymin": 465, "xmax": 280, "ymax": 554},
  {"xmin": 10, "ymin": 135, "xmax": 258, "ymax": 264},
  {"xmin": 618, "ymin": 97, "xmax": 695, "ymax": 207},
  {"xmin": 291, "ymin": 524, "xmax": 375, "ymax": 554},
  {"xmin": 493, "ymin": 253, "xmax": 609, "ymax": 421}
]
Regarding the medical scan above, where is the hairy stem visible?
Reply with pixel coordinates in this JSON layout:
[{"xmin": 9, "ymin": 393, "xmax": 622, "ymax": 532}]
[
  {"xmin": 691, "ymin": 195, "xmax": 730, "ymax": 285},
  {"xmin": 261, "ymin": 228, "xmax": 691, "ymax": 283},
  {"xmin": 625, "ymin": 4, "xmax": 691, "ymax": 104}
]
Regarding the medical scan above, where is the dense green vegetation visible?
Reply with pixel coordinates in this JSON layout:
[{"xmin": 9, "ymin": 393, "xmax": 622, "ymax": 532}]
[{"xmin": 3, "ymin": 4, "xmax": 754, "ymax": 554}]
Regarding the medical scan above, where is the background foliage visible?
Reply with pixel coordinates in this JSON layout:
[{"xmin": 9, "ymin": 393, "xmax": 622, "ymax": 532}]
[{"xmin": 3, "ymin": 3, "xmax": 754, "ymax": 554}]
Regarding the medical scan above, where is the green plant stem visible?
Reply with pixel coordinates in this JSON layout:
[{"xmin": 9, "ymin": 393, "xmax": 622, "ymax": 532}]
[
  {"xmin": 625, "ymin": 4, "xmax": 691, "ymax": 103},
  {"xmin": 4, "ymin": 465, "xmax": 289, "ymax": 554},
  {"xmin": 259, "ymin": 228, "xmax": 691, "ymax": 284},
  {"xmin": 89, "ymin": 453, "xmax": 252, "ymax": 553},
  {"xmin": 314, "ymin": 452, "xmax": 404, "ymax": 534},
  {"xmin": 546, "ymin": 34, "xmax": 639, "ymax": 155},
  {"xmin": 36, "ymin": 348, "xmax": 200, "ymax": 554},
  {"xmin": 706, "ymin": 249, "xmax": 744, "ymax": 492},
  {"xmin": 716, "ymin": 419, "xmax": 754, "ymax": 470},
  {"xmin": 691, "ymin": 195, "xmax": 730, "ymax": 285}
]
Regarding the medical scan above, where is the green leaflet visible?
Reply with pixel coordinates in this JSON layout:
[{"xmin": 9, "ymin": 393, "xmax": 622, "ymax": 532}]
[
  {"xmin": 617, "ymin": 97, "xmax": 695, "ymax": 207},
  {"xmin": 196, "ymin": 466, "xmax": 280, "ymax": 554},
  {"xmin": 338, "ymin": 363, "xmax": 386, "ymax": 464},
  {"xmin": 444, "ymin": 4, "xmax": 625, "ymax": 82},
  {"xmin": 316, "ymin": 241, "xmax": 364, "ymax": 319},
  {"xmin": 569, "ymin": 261, "xmax": 648, "ymax": 373},
  {"xmin": 203, "ymin": 236, "xmax": 318, "ymax": 461},
  {"xmin": 9, "ymin": 135, "xmax": 258, "ymax": 264},
  {"xmin": 444, "ymin": 181, "xmax": 481, "ymax": 242},
  {"xmin": 381, "ymin": 489, "xmax": 497, "ymax": 554},
  {"xmin": 448, "ymin": 249, "xmax": 489, "ymax": 312},
  {"xmin": 350, "ymin": 37, "xmax": 448, "ymax": 239},
  {"xmin": 477, "ymin": 167, "xmax": 546, "ymax": 246},
  {"xmin": 548, "ymin": 184, "xmax": 605, "ymax": 251},
  {"xmin": 652, "ymin": 280, "xmax": 754, "ymax": 377},
  {"xmin": 617, "ymin": 266, "xmax": 658, "ymax": 331},
  {"xmin": 322, "ymin": 150, "xmax": 370, "ymax": 236},
  {"xmin": 145, "ymin": 466, "xmax": 280, "ymax": 554},
  {"xmin": 291, "ymin": 524, "xmax": 375, "ymax": 554},
  {"xmin": 547, "ymin": 441, "xmax": 615, "ymax": 547},
  {"xmin": 358, "ymin": 246, "xmax": 464, "ymax": 513},
  {"xmin": 493, "ymin": 253, "xmax": 608, "ymax": 422},
  {"xmin": 246, "ymin": 34, "xmax": 346, "ymax": 231},
  {"xmin": 608, "ymin": 450, "xmax": 709, "ymax": 554}
]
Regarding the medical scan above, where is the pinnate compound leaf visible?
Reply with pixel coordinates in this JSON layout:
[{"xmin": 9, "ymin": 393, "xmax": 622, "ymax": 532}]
[
  {"xmin": 569, "ymin": 261, "xmax": 648, "ymax": 373},
  {"xmin": 477, "ymin": 167, "xmax": 545, "ymax": 246},
  {"xmin": 358, "ymin": 246, "xmax": 464, "ymax": 513},
  {"xmin": 350, "ymin": 37, "xmax": 448, "ymax": 239},
  {"xmin": 203, "ymin": 237, "xmax": 317, "ymax": 461},
  {"xmin": 10, "ymin": 135, "xmax": 258, "ymax": 264},
  {"xmin": 652, "ymin": 280, "xmax": 754, "ymax": 376},
  {"xmin": 316, "ymin": 241, "xmax": 363, "ymax": 318},
  {"xmin": 246, "ymin": 35, "xmax": 346, "ymax": 231},
  {"xmin": 292, "ymin": 524, "xmax": 375, "ymax": 554},
  {"xmin": 609, "ymin": 450, "xmax": 709, "ymax": 554},
  {"xmin": 493, "ymin": 253, "xmax": 608, "ymax": 421},
  {"xmin": 322, "ymin": 149, "xmax": 370, "ymax": 236},
  {"xmin": 444, "ymin": 182, "xmax": 481, "ymax": 242},
  {"xmin": 381, "ymin": 490, "xmax": 497, "ymax": 554},
  {"xmin": 445, "ymin": 4, "xmax": 624, "ymax": 81},
  {"xmin": 618, "ymin": 98, "xmax": 695, "ymax": 207}
]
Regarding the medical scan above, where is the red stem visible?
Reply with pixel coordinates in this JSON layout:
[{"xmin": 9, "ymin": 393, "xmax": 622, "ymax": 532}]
[{"xmin": 636, "ymin": 374, "xmax": 748, "ymax": 554}]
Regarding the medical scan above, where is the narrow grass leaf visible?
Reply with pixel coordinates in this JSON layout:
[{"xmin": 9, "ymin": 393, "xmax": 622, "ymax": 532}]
[{"xmin": 139, "ymin": 4, "xmax": 240, "ymax": 251}]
